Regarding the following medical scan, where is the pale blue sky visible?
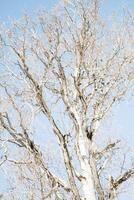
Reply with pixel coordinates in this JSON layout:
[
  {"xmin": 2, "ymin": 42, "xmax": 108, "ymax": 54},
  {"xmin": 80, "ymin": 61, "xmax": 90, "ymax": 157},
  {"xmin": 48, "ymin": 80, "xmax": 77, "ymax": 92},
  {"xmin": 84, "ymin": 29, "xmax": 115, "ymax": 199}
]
[
  {"xmin": 0, "ymin": 0, "xmax": 133, "ymax": 21},
  {"xmin": 0, "ymin": 0, "xmax": 132, "ymax": 142},
  {"xmin": 0, "ymin": 0, "xmax": 134, "ymax": 199},
  {"xmin": 0, "ymin": 0, "xmax": 57, "ymax": 21}
]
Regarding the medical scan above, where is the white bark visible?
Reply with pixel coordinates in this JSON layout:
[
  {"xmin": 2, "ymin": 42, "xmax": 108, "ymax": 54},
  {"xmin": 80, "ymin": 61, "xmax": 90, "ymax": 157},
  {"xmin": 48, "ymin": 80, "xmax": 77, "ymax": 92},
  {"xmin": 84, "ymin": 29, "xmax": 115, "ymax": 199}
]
[
  {"xmin": 80, "ymin": 157, "xmax": 96, "ymax": 200},
  {"xmin": 76, "ymin": 117, "xmax": 96, "ymax": 200}
]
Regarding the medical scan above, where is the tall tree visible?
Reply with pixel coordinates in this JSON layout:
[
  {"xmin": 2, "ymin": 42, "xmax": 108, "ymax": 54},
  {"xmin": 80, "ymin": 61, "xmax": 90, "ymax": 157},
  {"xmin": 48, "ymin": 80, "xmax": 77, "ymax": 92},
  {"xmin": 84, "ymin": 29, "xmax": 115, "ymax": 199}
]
[{"xmin": 0, "ymin": 0, "xmax": 134, "ymax": 199}]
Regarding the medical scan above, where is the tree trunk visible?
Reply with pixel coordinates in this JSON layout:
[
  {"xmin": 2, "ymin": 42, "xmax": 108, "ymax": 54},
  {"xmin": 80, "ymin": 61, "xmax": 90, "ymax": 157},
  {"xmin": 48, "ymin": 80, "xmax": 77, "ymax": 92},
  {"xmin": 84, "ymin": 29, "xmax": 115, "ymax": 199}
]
[{"xmin": 78, "ymin": 126, "xmax": 96, "ymax": 200}]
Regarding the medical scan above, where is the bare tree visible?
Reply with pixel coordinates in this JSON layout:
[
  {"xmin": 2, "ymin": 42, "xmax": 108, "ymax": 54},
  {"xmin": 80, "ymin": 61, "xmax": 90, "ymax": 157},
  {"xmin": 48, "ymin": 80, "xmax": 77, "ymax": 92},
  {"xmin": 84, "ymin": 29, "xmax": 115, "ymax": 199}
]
[{"xmin": 0, "ymin": 0, "xmax": 134, "ymax": 199}]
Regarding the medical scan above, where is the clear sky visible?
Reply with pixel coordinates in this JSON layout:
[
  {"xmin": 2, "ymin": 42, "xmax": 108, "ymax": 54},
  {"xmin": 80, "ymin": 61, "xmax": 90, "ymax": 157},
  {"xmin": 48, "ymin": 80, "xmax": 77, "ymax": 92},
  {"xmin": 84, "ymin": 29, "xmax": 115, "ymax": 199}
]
[
  {"xmin": 0, "ymin": 0, "xmax": 134, "ymax": 199},
  {"xmin": 0, "ymin": 0, "xmax": 57, "ymax": 21},
  {"xmin": 0, "ymin": 0, "xmax": 133, "ymax": 21},
  {"xmin": 0, "ymin": 0, "xmax": 132, "ymax": 143}
]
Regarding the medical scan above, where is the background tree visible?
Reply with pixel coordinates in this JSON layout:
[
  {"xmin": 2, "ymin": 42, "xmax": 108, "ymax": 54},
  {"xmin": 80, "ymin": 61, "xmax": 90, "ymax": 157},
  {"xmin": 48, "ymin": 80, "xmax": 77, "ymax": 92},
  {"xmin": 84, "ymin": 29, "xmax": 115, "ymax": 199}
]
[{"xmin": 0, "ymin": 0, "xmax": 134, "ymax": 199}]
